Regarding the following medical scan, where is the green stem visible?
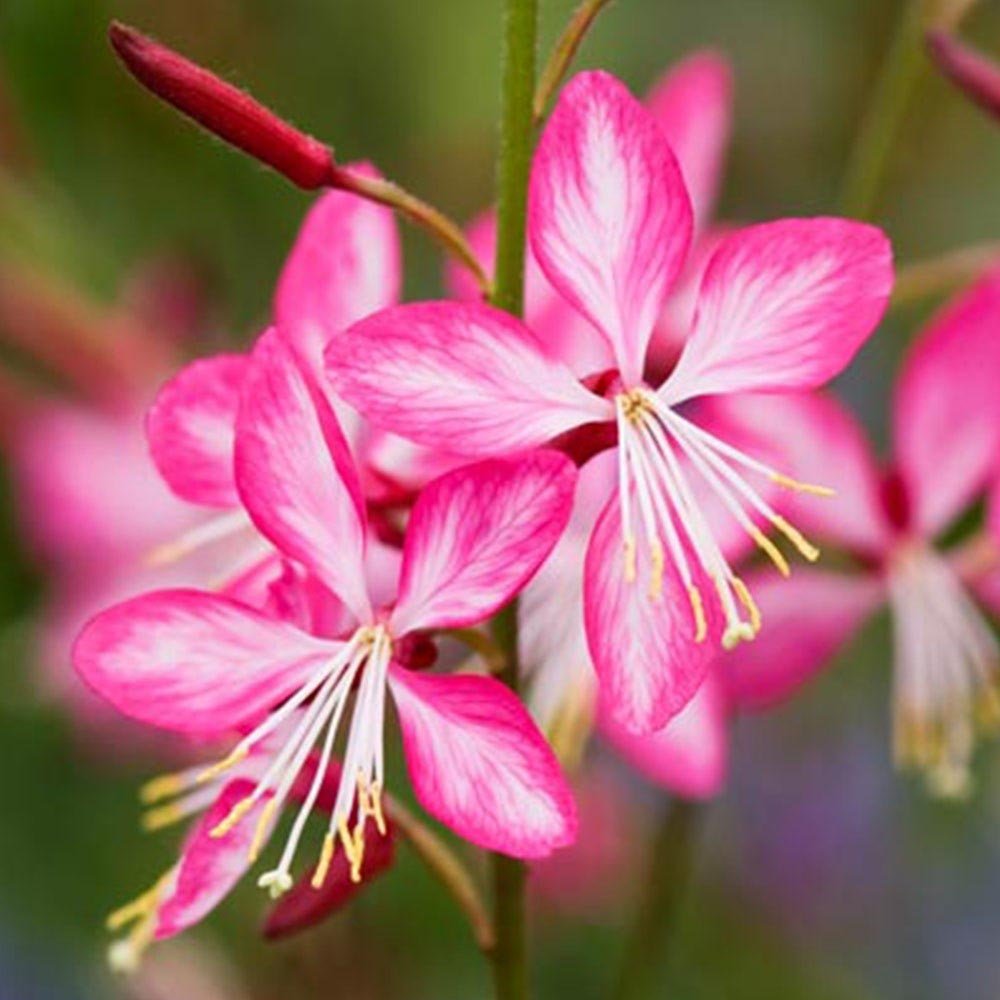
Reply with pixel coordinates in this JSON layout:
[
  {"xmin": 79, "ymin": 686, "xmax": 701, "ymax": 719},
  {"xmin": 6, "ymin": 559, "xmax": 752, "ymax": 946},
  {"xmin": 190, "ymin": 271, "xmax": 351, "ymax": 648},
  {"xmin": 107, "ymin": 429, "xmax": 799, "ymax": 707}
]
[
  {"xmin": 838, "ymin": 0, "xmax": 930, "ymax": 220},
  {"xmin": 613, "ymin": 800, "xmax": 704, "ymax": 1000},
  {"xmin": 488, "ymin": 3, "xmax": 537, "ymax": 995}
]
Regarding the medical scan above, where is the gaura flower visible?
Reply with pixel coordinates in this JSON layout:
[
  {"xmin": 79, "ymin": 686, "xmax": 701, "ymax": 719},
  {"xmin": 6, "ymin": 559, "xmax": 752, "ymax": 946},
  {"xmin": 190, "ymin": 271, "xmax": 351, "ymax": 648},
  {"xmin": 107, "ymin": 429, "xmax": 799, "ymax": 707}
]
[
  {"xmin": 721, "ymin": 266, "xmax": 1000, "ymax": 796},
  {"xmin": 75, "ymin": 331, "xmax": 578, "ymax": 935},
  {"xmin": 325, "ymin": 70, "xmax": 894, "ymax": 733}
]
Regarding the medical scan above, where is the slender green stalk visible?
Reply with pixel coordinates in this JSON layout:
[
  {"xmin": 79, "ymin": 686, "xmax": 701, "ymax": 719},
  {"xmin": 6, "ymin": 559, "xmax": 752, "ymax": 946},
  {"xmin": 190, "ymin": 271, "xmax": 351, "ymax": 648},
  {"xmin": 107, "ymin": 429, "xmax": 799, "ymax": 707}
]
[
  {"xmin": 839, "ymin": 0, "xmax": 930, "ymax": 220},
  {"xmin": 488, "ymin": 0, "xmax": 538, "ymax": 995},
  {"xmin": 890, "ymin": 240, "xmax": 1000, "ymax": 308},
  {"xmin": 613, "ymin": 800, "xmax": 704, "ymax": 1000}
]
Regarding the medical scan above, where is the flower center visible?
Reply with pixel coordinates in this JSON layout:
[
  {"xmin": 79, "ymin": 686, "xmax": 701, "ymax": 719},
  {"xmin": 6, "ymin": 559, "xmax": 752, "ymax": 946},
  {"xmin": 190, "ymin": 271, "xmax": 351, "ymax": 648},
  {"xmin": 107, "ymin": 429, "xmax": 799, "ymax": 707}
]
[
  {"xmin": 614, "ymin": 387, "xmax": 828, "ymax": 650},
  {"xmin": 888, "ymin": 544, "xmax": 1000, "ymax": 797}
]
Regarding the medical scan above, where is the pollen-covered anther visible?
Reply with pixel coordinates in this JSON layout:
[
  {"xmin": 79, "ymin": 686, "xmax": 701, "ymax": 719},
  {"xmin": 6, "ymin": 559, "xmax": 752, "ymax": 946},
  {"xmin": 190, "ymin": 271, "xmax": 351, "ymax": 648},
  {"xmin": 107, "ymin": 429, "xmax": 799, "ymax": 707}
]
[
  {"xmin": 311, "ymin": 832, "xmax": 337, "ymax": 890},
  {"xmin": 770, "ymin": 472, "xmax": 836, "ymax": 497},
  {"xmin": 247, "ymin": 799, "xmax": 278, "ymax": 863},
  {"xmin": 141, "ymin": 801, "xmax": 188, "ymax": 832},
  {"xmin": 139, "ymin": 770, "xmax": 190, "ymax": 805},
  {"xmin": 210, "ymin": 795, "xmax": 254, "ymax": 839},
  {"xmin": 622, "ymin": 536, "xmax": 637, "ymax": 583},
  {"xmin": 731, "ymin": 576, "xmax": 762, "ymax": 635},
  {"xmin": 687, "ymin": 585, "xmax": 707, "ymax": 643},
  {"xmin": 648, "ymin": 538, "xmax": 665, "ymax": 600},
  {"xmin": 772, "ymin": 516, "xmax": 821, "ymax": 562},
  {"xmin": 197, "ymin": 746, "xmax": 248, "ymax": 785}
]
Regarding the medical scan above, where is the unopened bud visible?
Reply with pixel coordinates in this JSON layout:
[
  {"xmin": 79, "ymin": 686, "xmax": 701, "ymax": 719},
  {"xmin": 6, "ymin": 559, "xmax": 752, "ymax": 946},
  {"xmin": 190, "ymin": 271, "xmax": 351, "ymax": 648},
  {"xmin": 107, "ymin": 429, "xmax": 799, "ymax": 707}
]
[{"xmin": 108, "ymin": 21, "xmax": 335, "ymax": 188}]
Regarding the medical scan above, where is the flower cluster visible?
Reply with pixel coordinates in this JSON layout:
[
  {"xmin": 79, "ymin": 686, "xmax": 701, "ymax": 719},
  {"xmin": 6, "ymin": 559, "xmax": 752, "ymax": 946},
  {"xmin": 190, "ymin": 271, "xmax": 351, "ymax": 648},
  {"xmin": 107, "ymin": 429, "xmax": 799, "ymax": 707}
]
[{"xmin": 48, "ymin": 17, "xmax": 1000, "ymax": 973}]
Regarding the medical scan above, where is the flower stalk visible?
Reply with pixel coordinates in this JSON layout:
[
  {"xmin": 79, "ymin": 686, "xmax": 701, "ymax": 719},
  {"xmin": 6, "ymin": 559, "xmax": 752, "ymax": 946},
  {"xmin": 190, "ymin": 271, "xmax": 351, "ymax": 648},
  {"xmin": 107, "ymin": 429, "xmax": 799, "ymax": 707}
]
[
  {"xmin": 613, "ymin": 800, "xmax": 704, "ymax": 1000},
  {"xmin": 891, "ymin": 240, "xmax": 1000, "ymax": 308},
  {"xmin": 489, "ymin": 0, "xmax": 539, "ymax": 994},
  {"xmin": 108, "ymin": 21, "xmax": 490, "ymax": 296}
]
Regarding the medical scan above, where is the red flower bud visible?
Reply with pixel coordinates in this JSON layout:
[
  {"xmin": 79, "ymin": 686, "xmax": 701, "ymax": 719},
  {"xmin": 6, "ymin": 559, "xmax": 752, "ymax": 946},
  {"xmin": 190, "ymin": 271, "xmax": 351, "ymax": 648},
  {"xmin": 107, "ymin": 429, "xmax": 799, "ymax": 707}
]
[
  {"xmin": 108, "ymin": 21, "xmax": 335, "ymax": 189},
  {"xmin": 927, "ymin": 29, "xmax": 1000, "ymax": 121},
  {"xmin": 262, "ymin": 817, "xmax": 396, "ymax": 940}
]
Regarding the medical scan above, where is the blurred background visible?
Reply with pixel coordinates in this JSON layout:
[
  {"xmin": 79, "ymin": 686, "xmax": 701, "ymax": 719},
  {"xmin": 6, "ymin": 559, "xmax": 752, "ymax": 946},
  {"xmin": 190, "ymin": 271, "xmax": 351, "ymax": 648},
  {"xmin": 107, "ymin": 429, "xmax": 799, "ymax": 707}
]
[{"xmin": 0, "ymin": 0, "xmax": 999, "ymax": 997}]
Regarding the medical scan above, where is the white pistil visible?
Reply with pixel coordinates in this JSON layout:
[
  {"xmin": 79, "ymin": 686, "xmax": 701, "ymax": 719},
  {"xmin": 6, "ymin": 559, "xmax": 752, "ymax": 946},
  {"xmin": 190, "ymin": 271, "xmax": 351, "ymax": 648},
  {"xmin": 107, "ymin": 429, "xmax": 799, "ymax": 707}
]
[
  {"xmin": 888, "ymin": 546, "xmax": 1000, "ymax": 797},
  {"xmin": 614, "ymin": 387, "xmax": 828, "ymax": 649}
]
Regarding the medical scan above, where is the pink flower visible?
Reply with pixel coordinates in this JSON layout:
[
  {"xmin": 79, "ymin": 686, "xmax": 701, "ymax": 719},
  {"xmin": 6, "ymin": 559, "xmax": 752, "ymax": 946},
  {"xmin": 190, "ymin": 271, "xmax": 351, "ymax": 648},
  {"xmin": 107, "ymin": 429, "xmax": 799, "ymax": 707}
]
[
  {"xmin": 325, "ymin": 70, "xmax": 893, "ymax": 734},
  {"xmin": 74, "ymin": 331, "xmax": 578, "ymax": 951},
  {"xmin": 722, "ymin": 266, "xmax": 1000, "ymax": 796}
]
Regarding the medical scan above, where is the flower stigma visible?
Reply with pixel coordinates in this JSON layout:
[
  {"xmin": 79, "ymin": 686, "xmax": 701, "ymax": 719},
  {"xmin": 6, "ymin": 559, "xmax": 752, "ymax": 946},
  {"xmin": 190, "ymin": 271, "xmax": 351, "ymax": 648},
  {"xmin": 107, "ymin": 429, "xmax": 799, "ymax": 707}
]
[{"xmin": 614, "ymin": 387, "xmax": 830, "ymax": 650}]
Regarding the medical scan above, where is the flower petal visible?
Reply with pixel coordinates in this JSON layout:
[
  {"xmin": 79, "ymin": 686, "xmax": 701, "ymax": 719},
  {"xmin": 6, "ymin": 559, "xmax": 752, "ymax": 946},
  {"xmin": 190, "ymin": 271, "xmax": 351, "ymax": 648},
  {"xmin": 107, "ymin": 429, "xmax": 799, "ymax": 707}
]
[
  {"xmin": 530, "ymin": 71, "xmax": 693, "ymax": 383},
  {"xmin": 236, "ymin": 328, "xmax": 371, "ymax": 620},
  {"xmin": 601, "ymin": 671, "xmax": 728, "ymax": 799},
  {"xmin": 326, "ymin": 301, "xmax": 609, "ymax": 456},
  {"xmin": 274, "ymin": 163, "xmax": 401, "ymax": 372},
  {"xmin": 146, "ymin": 353, "xmax": 247, "ymax": 508},
  {"xmin": 892, "ymin": 265, "xmax": 1000, "ymax": 537},
  {"xmin": 389, "ymin": 667, "xmax": 577, "ymax": 857},
  {"xmin": 661, "ymin": 219, "xmax": 893, "ymax": 402},
  {"xmin": 726, "ymin": 568, "xmax": 882, "ymax": 710},
  {"xmin": 73, "ymin": 589, "xmax": 333, "ymax": 736},
  {"xmin": 390, "ymin": 452, "xmax": 576, "ymax": 634},
  {"xmin": 645, "ymin": 50, "xmax": 732, "ymax": 230},
  {"xmin": 585, "ymin": 491, "xmax": 719, "ymax": 734},
  {"xmin": 155, "ymin": 778, "xmax": 276, "ymax": 938}
]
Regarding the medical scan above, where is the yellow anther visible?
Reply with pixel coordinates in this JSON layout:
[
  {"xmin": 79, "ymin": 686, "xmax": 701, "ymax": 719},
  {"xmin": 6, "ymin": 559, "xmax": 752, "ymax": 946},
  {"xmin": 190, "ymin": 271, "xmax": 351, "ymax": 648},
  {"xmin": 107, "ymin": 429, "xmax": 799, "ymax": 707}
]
[
  {"xmin": 106, "ymin": 871, "xmax": 174, "ymax": 932},
  {"xmin": 139, "ymin": 771, "xmax": 189, "ymax": 805},
  {"xmin": 648, "ymin": 539, "xmax": 665, "ymax": 600},
  {"xmin": 687, "ymin": 585, "xmax": 707, "ymax": 643},
  {"xmin": 312, "ymin": 832, "xmax": 337, "ymax": 890},
  {"xmin": 247, "ymin": 799, "xmax": 277, "ymax": 864},
  {"xmin": 197, "ymin": 746, "xmax": 248, "ymax": 785},
  {"xmin": 750, "ymin": 526, "xmax": 790, "ymax": 578},
  {"xmin": 623, "ymin": 537, "xmax": 637, "ymax": 584},
  {"xmin": 731, "ymin": 577, "xmax": 762, "ymax": 635},
  {"xmin": 141, "ymin": 802, "xmax": 188, "ymax": 833},
  {"xmin": 210, "ymin": 795, "xmax": 254, "ymax": 839},
  {"xmin": 772, "ymin": 516, "xmax": 820, "ymax": 562},
  {"xmin": 770, "ymin": 472, "xmax": 835, "ymax": 497},
  {"xmin": 350, "ymin": 821, "xmax": 366, "ymax": 883},
  {"xmin": 368, "ymin": 782, "xmax": 387, "ymax": 836}
]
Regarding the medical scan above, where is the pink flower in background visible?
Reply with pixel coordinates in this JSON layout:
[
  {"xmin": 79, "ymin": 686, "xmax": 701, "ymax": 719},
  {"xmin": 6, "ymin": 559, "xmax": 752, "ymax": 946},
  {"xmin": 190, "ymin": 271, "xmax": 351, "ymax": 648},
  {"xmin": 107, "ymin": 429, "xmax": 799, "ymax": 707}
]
[
  {"xmin": 75, "ymin": 332, "xmax": 578, "ymax": 943},
  {"xmin": 722, "ymin": 266, "xmax": 1000, "ymax": 796},
  {"xmin": 326, "ymin": 70, "xmax": 893, "ymax": 735}
]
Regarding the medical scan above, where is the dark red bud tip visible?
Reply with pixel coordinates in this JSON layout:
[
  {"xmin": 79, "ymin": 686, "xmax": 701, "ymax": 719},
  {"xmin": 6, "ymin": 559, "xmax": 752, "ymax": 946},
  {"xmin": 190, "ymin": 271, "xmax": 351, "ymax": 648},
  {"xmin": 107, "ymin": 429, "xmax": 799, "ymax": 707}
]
[
  {"xmin": 927, "ymin": 29, "xmax": 1000, "ymax": 121},
  {"xmin": 262, "ymin": 818, "xmax": 396, "ymax": 940},
  {"xmin": 108, "ymin": 21, "xmax": 335, "ymax": 189}
]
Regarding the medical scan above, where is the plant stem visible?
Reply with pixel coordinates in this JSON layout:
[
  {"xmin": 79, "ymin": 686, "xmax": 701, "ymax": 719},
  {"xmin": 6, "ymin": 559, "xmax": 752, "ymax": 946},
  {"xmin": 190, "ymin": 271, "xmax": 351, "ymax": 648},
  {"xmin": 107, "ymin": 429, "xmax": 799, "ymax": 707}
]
[
  {"xmin": 488, "ymin": 1, "xmax": 537, "ymax": 994},
  {"xmin": 839, "ymin": 0, "xmax": 930, "ymax": 220},
  {"xmin": 533, "ymin": 0, "xmax": 614, "ymax": 124},
  {"xmin": 891, "ymin": 240, "xmax": 1000, "ymax": 308},
  {"xmin": 613, "ymin": 800, "xmax": 704, "ymax": 1000}
]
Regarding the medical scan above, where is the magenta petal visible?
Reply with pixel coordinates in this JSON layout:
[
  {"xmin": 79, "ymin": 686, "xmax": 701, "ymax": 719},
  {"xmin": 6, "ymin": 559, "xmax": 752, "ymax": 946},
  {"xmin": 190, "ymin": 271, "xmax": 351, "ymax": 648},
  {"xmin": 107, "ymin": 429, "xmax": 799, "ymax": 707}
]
[
  {"xmin": 391, "ymin": 452, "xmax": 576, "ymax": 634},
  {"xmin": 155, "ymin": 778, "xmax": 273, "ymax": 938},
  {"xmin": 601, "ymin": 672, "xmax": 728, "ymax": 799},
  {"xmin": 663, "ymin": 218, "xmax": 893, "ymax": 402},
  {"xmin": 585, "ymin": 491, "xmax": 718, "ymax": 734},
  {"xmin": 389, "ymin": 667, "xmax": 577, "ymax": 857},
  {"xmin": 530, "ymin": 71, "xmax": 693, "ymax": 383},
  {"xmin": 326, "ymin": 301, "xmax": 609, "ymax": 456},
  {"xmin": 726, "ymin": 568, "xmax": 882, "ymax": 710},
  {"xmin": 73, "ymin": 589, "xmax": 333, "ymax": 736},
  {"xmin": 146, "ymin": 353, "xmax": 248, "ymax": 508},
  {"xmin": 235, "ymin": 328, "xmax": 371, "ymax": 620},
  {"xmin": 645, "ymin": 50, "xmax": 732, "ymax": 230},
  {"xmin": 275, "ymin": 163, "xmax": 401, "ymax": 372},
  {"xmin": 893, "ymin": 265, "xmax": 1000, "ymax": 537}
]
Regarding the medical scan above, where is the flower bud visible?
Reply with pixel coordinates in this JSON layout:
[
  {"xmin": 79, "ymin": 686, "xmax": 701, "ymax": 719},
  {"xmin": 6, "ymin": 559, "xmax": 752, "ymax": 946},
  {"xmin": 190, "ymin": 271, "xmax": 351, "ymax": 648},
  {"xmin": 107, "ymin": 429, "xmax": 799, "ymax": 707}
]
[
  {"xmin": 109, "ymin": 21, "xmax": 335, "ymax": 189},
  {"xmin": 927, "ymin": 29, "xmax": 1000, "ymax": 121}
]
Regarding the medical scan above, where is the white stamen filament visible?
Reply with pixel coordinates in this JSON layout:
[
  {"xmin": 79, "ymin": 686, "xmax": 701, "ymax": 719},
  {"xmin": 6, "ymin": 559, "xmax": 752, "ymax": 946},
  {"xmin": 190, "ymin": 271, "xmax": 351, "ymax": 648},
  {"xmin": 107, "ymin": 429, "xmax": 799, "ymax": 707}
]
[
  {"xmin": 146, "ymin": 509, "xmax": 254, "ymax": 566},
  {"xmin": 614, "ymin": 388, "xmax": 826, "ymax": 649},
  {"xmin": 888, "ymin": 545, "xmax": 1000, "ymax": 797}
]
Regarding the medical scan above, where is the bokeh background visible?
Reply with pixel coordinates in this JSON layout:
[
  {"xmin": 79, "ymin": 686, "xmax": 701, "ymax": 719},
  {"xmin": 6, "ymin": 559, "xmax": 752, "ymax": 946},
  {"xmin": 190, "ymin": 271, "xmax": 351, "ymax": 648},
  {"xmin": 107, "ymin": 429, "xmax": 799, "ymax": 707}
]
[{"xmin": 1, "ymin": 0, "xmax": 999, "ymax": 997}]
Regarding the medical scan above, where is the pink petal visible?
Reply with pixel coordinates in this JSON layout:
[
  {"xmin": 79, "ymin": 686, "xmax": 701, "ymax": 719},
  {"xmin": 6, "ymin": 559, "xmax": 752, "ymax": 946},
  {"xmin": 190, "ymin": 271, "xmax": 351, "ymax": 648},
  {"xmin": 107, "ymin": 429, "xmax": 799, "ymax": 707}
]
[
  {"xmin": 645, "ymin": 50, "xmax": 732, "ymax": 230},
  {"xmin": 585, "ymin": 491, "xmax": 719, "ymax": 734},
  {"xmin": 155, "ymin": 778, "xmax": 273, "ymax": 938},
  {"xmin": 73, "ymin": 589, "xmax": 333, "ymax": 736},
  {"xmin": 601, "ymin": 672, "xmax": 728, "ymax": 799},
  {"xmin": 726, "ymin": 568, "xmax": 882, "ymax": 710},
  {"xmin": 892, "ymin": 265, "xmax": 1000, "ymax": 537},
  {"xmin": 391, "ymin": 452, "xmax": 576, "ymax": 634},
  {"xmin": 389, "ymin": 667, "xmax": 577, "ymax": 857},
  {"xmin": 146, "ymin": 353, "xmax": 248, "ymax": 508},
  {"xmin": 709, "ymin": 391, "xmax": 893, "ymax": 558},
  {"xmin": 235, "ymin": 328, "xmax": 371, "ymax": 621},
  {"xmin": 530, "ymin": 71, "xmax": 693, "ymax": 383},
  {"xmin": 326, "ymin": 301, "xmax": 609, "ymax": 456},
  {"xmin": 662, "ymin": 218, "xmax": 893, "ymax": 402},
  {"xmin": 274, "ymin": 163, "xmax": 401, "ymax": 372}
]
